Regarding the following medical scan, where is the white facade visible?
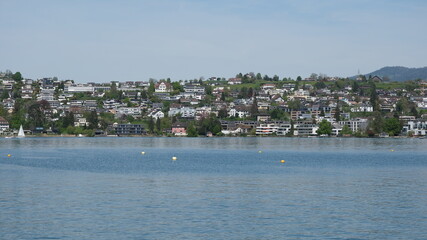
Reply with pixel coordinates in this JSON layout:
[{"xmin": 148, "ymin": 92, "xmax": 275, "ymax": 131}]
[
  {"xmin": 148, "ymin": 110, "xmax": 165, "ymax": 119},
  {"xmin": 116, "ymin": 107, "xmax": 142, "ymax": 117},
  {"xmin": 256, "ymin": 123, "xmax": 292, "ymax": 135},
  {"xmin": 65, "ymin": 85, "xmax": 94, "ymax": 93},
  {"xmin": 155, "ymin": 82, "xmax": 171, "ymax": 93},
  {"xmin": 228, "ymin": 108, "xmax": 249, "ymax": 118},
  {"xmin": 37, "ymin": 89, "xmax": 55, "ymax": 101},
  {"xmin": 168, "ymin": 107, "xmax": 196, "ymax": 118},
  {"xmin": 338, "ymin": 119, "xmax": 368, "ymax": 133},
  {"xmin": 351, "ymin": 104, "xmax": 373, "ymax": 112},
  {"xmin": 402, "ymin": 120, "xmax": 427, "ymax": 136}
]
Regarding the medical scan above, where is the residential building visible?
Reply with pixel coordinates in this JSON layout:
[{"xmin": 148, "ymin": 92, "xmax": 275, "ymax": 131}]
[
  {"xmin": 155, "ymin": 81, "xmax": 172, "ymax": 93},
  {"xmin": 402, "ymin": 120, "xmax": 427, "ymax": 136},
  {"xmin": 0, "ymin": 116, "xmax": 9, "ymax": 131},
  {"xmin": 114, "ymin": 123, "xmax": 145, "ymax": 135},
  {"xmin": 171, "ymin": 122, "xmax": 187, "ymax": 136},
  {"xmin": 338, "ymin": 118, "xmax": 368, "ymax": 133}
]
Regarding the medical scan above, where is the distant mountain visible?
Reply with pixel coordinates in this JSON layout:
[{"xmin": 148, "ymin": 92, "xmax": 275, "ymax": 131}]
[{"xmin": 359, "ymin": 66, "xmax": 427, "ymax": 82}]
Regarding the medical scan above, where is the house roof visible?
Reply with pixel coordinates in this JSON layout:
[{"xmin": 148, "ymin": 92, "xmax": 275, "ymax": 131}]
[
  {"xmin": 172, "ymin": 122, "xmax": 188, "ymax": 128},
  {"xmin": 155, "ymin": 81, "xmax": 172, "ymax": 89},
  {"xmin": 0, "ymin": 116, "xmax": 9, "ymax": 124}
]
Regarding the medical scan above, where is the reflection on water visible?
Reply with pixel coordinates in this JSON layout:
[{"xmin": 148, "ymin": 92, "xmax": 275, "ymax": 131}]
[
  {"xmin": 1, "ymin": 136, "xmax": 426, "ymax": 152},
  {"xmin": 0, "ymin": 137, "xmax": 426, "ymax": 239}
]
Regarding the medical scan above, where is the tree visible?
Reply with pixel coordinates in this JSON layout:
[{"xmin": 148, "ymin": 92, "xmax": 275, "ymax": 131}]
[
  {"xmin": 148, "ymin": 81, "xmax": 155, "ymax": 94},
  {"xmin": 352, "ymin": 81, "xmax": 359, "ymax": 93},
  {"xmin": 12, "ymin": 72, "xmax": 23, "ymax": 82},
  {"xmin": 27, "ymin": 100, "xmax": 50, "ymax": 129},
  {"xmin": 315, "ymin": 81, "xmax": 326, "ymax": 89},
  {"xmin": 106, "ymin": 83, "xmax": 121, "ymax": 99},
  {"xmin": 367, "ymin": 111, "xmax": 383, "ymax": 135},
  {"xmin": 287, "ymin": 99, "xmax": 301, "ymax": 111},
  {"xmin": 148, "ymin": 117, "xmax": 155, "ymax": 133},
  {"xmin": 172, "ymin": 82, "xmax": 183, "ymax": 93},
  {"xmin": 238, "ymin": 87, "xmax": 248, "ymax": 99},
  {"xmin": 334, "ymin": 105, "xmax": 341, "ymax": 122},
  {"xmin": 61, "ymin": 111, "xmax": 75, "ymax": 129},
  {"xmin": 220, "ymin": 92, "xmax": 226, "ymax": 101},
  {"xmin": 317, "ymin": 119, "xmax": 332, "ymax": 136},
  {"xmin": 205, "ymin": 85, "xmax": 213, "ymax": 96},
  {"xmin": 383, "ymin": 118, "xmax": 402, "ymax": 136},
  {"xmin": 218, "ymin": 108, "xmax": 228, "ymax": 119},
  {"xmin": 256, "ymin": 73, "xmax": 262, "ymax": 80},
  {"xmin": 370, "ymin": 82, "xmax": 379, "ymax": 111},
  {"xmin": 196, "ymin": 114, "xmax": 222, "ymax": 136},
  {"xmin": 251, "ymin": 98, "xmax": 258, "ymax": 117},
  {"xmin": 286, "ymin": 120, "xmax": 295, "ymax": 137},
  {"xmin": 270, "ymin": 108, "xmax": 286, "ymax": 120},
  {"xmin": 1, "ymin": 90, "xmax": 9, "ymax": 100},
  {"xmin": 396, "ymin": 97, "xmax": 410, "ymax": 114},
  {"xmin": 86, "ymin": 110, "xmax": 99, "ymax": 129},
  {"xmin": 341, "ymin": 125, "xmax": 352, "ymax": 135},
  {"xmin": 140, "ymin": 90, "xmax": 148, "ymax": 99},
  {"xmin": 186, "ymin": 123, "xmax": 198, "ymax": 137},
  {"xmin": 160, "ymin": 117, "xmax": 172, "ymax": 130},
  {"xmin": 410, "ymin": 106, "xmax": 419, "ymax": 118},
  {"xmin": 248, "ymin": 87, "xmax": 254, "ymax": 98},
  {"xmin": 263, "ymin": 75, "xmax": 270, "ymax": 81},
  {"xmin": 296, "ymin": 76, "xmax": 302, "ymax": 81},
  {"xmin": 156, "ymin": 117, "xmax": 161, "ymax": 133}
]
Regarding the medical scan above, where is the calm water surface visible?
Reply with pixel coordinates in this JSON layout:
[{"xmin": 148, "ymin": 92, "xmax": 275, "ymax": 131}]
[{"xmin": 0, "ymin": 137, "xmax": 426, "ymax": 239}]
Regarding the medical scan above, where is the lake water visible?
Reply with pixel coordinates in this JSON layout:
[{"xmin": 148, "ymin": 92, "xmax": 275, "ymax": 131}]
[{"xmin": 0, "ymin": 137, "xmax": 426, "ymax": 239}]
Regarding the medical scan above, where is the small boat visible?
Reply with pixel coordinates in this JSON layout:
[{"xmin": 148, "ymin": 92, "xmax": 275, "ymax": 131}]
[
  {"xmin": 17, "ymin": 125, "xmax": 25, "ymax": 138},
  {"xmin": 379, "ymin": 133, "xmax": 389, "ymax": 138}
]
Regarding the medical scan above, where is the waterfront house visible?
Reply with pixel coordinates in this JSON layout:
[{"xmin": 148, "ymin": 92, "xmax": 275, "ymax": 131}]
[
  {"xmin": 0, "ymin": 116, "xmax": 9, "ymax": 131},
  {"xmin": 171, "ymin": 122, "xmax": 188, "ymax": 136},
  {"xmin": 114, "ymin": 123, "xmax": 145, "ymax": 135},
  {"xmin": 74, "ymin": 117, "xmax": 88, "ymax": 127},
  {"xmin": 402, "ymin": 120, "xmax": 427, "ymax": 136}
]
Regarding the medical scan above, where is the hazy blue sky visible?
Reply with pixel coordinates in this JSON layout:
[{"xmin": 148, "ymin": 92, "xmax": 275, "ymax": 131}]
[{"xmin": 1, "ymin": 0, "xmax": 426, "ymax": 83}]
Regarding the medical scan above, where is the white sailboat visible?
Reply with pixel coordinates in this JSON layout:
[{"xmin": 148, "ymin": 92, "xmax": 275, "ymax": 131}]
[{"xmin": 17, "ymin": 125, "xmax": 25, "ymax": 138}]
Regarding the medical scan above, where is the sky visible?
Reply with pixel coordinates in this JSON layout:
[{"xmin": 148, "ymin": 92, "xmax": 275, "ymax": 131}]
[{"xmin": 1, "ymin": 0, "xmax": 426, "ymax": 83}]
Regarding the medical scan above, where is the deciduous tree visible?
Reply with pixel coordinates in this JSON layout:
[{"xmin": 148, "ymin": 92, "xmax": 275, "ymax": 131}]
[{"xmin": 317, "ymin": 120, "xmax": 332, "ymax": 136}]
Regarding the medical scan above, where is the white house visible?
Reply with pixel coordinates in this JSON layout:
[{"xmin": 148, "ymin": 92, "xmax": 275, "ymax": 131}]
[
  {"xmin": 155, "ymin": 81, "xmax": 172, "ymax": 93},
  {"xmin": 148, "ymin": 110, "xmax": 165, "ymax": 120},
  {"xmin": 116, "ymin": 107, "xmax": 142, "ymax": 117},
  {"xmin": 228, "ymin": 106, "xmax": 250, "ymax": 118},
  {"xmin": 351, "ymin": 103, "xmax": 373, "ymax": 112},
  {"xmin": 168, "ymin": 107, "xmax": 196, "ymax": 118},
  {"xmin": 402, "ymin": 120, "xmax": 427, "ymax": 136},
  {"xmin": 0, "ymin": 116, "xmax": 9, "ymax": 131}
]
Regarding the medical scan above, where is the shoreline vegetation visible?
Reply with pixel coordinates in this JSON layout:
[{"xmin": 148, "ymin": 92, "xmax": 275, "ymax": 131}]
[{"xmin": 2, "ymin": 133, "xmax": 424, "ymax": 139}]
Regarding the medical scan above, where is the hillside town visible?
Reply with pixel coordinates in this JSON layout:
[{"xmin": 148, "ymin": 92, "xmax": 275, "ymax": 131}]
[{"xmin": 0, "ymin": 70, "xmax": 426, "ymax": 137}]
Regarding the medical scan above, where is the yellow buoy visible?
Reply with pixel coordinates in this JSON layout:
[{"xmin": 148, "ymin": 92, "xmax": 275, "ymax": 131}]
[
  {"xmin": 258, "ymin": 151, "xmax": 262, "ymax": 153},
  {"xmin": 172, "ymin": 156, "xmax": 177, "ymax": 161},
  {"xmin": 7, "ymin": 154, "xmax": 11, "ymax": 157},
  {"xmin": 141, "ymin": 152, "xmax": 145, "ymax": 155},
  {"xmin": 390, "ymin": 149, "xmax": 394, "ymax": 152},
  {"xmin": 281, "ymin": 160, "xmax": 285, "ymax": 163}
]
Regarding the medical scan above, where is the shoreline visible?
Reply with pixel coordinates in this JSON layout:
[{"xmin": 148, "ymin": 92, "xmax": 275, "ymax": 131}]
[{"xmin": 1, "ymin": 134, "xmax": 424, "ymax": 139}]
